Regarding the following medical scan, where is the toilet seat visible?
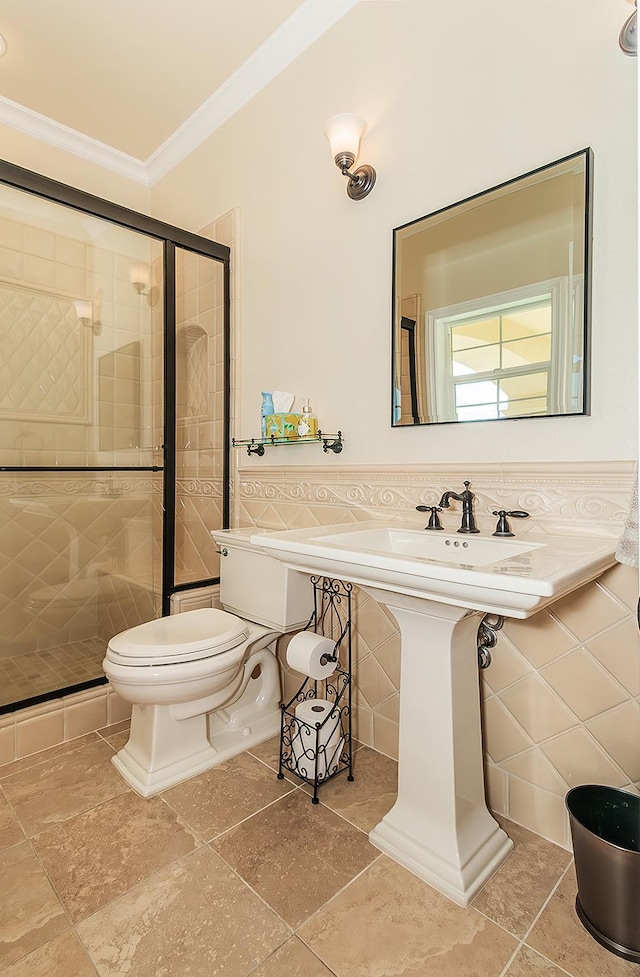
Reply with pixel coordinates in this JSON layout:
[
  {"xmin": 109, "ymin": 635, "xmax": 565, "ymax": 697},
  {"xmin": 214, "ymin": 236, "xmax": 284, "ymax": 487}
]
[
  {"xmin": 28, "ymin": 579, "xmax": 107, "ymax": 610},
  {"xmin": 106, "ymin": 608, "xmax": 249, "ymax": 667}
]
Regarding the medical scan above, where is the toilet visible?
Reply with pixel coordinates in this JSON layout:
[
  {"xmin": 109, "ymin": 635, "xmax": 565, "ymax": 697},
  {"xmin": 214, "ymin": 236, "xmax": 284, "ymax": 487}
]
[
  {"xmin": 28, "ymin": 578, "xmax": 109, "ymax": 634},
  {"xmin": 103, "ymin": 528, "xmax": 312, "ymax": 796}
]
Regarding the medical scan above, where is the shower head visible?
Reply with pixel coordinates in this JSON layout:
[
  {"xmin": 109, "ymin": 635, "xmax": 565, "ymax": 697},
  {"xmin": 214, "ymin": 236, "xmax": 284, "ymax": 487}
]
[{"xmin": 619, "ymin": 1, "xmax": 637, "ymax": 56}]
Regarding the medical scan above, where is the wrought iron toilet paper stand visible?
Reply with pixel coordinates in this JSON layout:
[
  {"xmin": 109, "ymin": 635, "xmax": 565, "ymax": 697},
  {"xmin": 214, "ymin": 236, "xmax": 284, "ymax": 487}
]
[{"xmin": 277, "ymin": 576, "xmax": 353, "ymax": 802}]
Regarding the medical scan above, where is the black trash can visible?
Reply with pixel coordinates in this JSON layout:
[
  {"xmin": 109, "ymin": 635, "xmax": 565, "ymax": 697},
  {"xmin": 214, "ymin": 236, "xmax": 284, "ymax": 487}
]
[{"xmin": 566, "ymin": 785, "xmax": 640, "ymax": 963}]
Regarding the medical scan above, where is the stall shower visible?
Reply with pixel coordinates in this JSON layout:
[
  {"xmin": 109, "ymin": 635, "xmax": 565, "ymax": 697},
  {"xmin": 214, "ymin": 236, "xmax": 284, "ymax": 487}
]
[{"xmin": 0, "ymin": 162, "xmax": 230, "ymax": 713}]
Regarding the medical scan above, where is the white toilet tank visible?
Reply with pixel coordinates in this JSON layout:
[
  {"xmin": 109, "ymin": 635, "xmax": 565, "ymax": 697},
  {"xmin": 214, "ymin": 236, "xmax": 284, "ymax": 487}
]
[{"xmin": 210, "ymin": 528, "xmax": 313, "ymax": 632}]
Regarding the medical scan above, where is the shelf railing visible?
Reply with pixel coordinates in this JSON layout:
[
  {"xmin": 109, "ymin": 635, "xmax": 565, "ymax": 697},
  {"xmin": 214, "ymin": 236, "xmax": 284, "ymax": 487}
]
[{"xmin": 232, "ymin": 431, "xmax": 343, "ymax": 457}]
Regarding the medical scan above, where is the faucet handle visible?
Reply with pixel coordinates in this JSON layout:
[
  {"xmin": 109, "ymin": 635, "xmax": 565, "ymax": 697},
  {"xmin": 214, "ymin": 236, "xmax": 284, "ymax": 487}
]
[
  {"xmin": 416, "ymin": 505, "xmax": 444, "ymax": 531},
  {"xmin": 492, "ymin": 509, "xmax": 530, "ymax": 537}
]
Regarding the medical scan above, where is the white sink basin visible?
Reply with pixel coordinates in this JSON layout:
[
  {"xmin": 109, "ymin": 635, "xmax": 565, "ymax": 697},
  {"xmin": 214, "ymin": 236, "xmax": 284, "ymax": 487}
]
[
  {"xmin": 253, "ymin": 520, "xmax": 617, "ymax": 907},
  {"xmin": 255, "ymin": 521, "xmax": 616, "ymax": 619},
  {"xmin": 319, "ymin": 526, "xmax": 541, "ymax": 566}
]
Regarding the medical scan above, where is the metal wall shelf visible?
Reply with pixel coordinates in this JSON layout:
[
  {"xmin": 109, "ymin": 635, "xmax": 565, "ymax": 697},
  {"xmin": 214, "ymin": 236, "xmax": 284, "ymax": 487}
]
[{"xmin": 232, "ymin": 431, "xmax": 343, "ymax": 457}]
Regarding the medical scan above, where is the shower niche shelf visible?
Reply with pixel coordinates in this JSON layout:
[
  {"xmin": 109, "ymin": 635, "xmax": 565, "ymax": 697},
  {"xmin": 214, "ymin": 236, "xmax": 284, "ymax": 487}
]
[{"xmin": 232, "ymin": 431, "xmax": 343, "ymax": 457}]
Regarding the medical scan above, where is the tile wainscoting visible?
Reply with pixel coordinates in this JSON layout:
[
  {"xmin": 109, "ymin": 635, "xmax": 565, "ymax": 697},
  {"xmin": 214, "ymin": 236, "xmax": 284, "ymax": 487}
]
[
  {"xmin": 237, "ymin": 460, "xmax": 639, "ymax": 848},
  {"xmin": 0, "ymin": 685, "xmax": 132, "ymax": 767}
]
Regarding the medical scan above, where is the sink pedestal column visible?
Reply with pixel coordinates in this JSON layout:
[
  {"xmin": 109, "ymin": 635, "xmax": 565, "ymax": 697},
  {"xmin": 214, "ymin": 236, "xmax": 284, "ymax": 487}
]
[{"xmin": 365, "ymin": 589, "xmax": 513, "ymax": 906}]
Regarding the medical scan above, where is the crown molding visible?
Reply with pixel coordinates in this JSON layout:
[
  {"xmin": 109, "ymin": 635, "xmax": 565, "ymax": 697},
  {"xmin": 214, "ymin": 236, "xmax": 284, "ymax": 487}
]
[
  {"xmin": 0, "ymin": 0, "xmax": 359, "ymax": 187},
  {"xmin": 0, "ymin": 95, "xmax": 150, "ymax": 185},
  {"xmin": 145, "ymin": 0, "xmax": 358, "ymax": 185}
]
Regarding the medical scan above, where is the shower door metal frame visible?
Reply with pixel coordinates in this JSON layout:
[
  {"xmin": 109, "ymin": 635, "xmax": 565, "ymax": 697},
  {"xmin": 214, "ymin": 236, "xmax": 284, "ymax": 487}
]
[{"xmin": 0, "ymin": 160, "xmax": 231, "ymax": 707}]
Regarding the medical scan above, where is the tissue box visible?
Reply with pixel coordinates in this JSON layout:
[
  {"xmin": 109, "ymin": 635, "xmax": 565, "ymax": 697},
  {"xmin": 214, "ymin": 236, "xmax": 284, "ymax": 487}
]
[{"xmin": 265, "ymin": 413, "xmax": 300, "ymax": 439}]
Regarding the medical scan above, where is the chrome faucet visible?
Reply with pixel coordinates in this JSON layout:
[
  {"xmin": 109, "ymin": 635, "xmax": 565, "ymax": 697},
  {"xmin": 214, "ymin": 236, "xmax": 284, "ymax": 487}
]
[{"xmin": 438, "ymin": 480, "xmax": 480, "ymax": 534}]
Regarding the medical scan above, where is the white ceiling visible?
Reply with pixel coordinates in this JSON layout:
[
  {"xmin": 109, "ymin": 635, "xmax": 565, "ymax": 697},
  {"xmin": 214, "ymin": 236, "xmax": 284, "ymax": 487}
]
[{"xmin": 0, "ymin": 0, "xmax": 357, "ymax": 185}]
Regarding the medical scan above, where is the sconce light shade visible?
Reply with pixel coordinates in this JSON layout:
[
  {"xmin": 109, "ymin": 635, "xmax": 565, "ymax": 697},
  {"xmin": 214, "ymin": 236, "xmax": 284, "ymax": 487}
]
[
  {"xmin": 130, "ymin": 261, "xmax": 150, "ymax": 293},
  {"xmin": 324, "ymin": 112, "xmax": 376, "ymax": 201},
  {"xmin": 324, "ymin": 113, "xmax": 366, "ymax": 166},
  {"xmin": 73, "ymin": 298, "xmax": 101, "ymax": 335},
  {"xmin": 72, "ymin": 299, "xmax": 93, "ymax": 323}
]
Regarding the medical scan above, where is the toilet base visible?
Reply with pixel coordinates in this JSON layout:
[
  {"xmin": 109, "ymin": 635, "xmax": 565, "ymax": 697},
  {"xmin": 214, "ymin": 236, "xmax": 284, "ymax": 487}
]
[
  {"xmin": 112, "ymin": 708, "xmax": 281, "ymax": 797},
  {"xmin": 112, "ymin": 646, "xmax": 282, "ymax": 796}
]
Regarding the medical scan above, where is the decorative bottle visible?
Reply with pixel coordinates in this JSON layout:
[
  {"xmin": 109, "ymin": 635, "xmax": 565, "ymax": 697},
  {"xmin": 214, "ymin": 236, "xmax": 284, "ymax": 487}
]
[
  {"xmin": 297, "ymin": 399, "xmax": 318, "ymax": 438},
  {"xmin": 261, "ymin": 392, "xmax": 274, "ymax": 438}
]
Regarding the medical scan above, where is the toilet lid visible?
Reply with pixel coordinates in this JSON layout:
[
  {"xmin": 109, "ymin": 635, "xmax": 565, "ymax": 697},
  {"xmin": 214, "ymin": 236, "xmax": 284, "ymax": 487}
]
[{"xmin": 106, "ymin": 608, "xmax": 249, "ymax": 666}]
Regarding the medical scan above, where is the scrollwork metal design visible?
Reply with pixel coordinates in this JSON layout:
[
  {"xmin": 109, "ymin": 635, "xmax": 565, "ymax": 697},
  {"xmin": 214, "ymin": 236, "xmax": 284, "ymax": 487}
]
[{"xmin": 277, "ymin": 576, "xmax": 353, "ymax": 803}]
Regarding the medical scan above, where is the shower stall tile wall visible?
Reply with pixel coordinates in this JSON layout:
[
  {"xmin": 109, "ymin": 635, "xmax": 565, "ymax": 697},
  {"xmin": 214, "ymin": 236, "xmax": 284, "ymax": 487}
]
[{"xmin": 0, "ymin": 166, "xmax": 231, "ymax": 714}]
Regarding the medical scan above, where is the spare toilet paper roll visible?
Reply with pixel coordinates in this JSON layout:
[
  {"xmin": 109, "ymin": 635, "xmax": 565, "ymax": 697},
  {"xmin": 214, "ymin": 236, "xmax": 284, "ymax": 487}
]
[
  {"xmin": 286, "ymin": 631, "xmax": 337, "ymax": 680},
  {"xmin": 292, "ymin": 698, "xmax": 344, "ymax": 779}
]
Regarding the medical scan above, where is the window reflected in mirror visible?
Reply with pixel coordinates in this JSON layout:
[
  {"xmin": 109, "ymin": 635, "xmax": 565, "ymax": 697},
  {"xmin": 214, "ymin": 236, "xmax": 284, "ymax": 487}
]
[{"xmin": 392, "ymin": 149, "xmax": 592, "ymax": 425}]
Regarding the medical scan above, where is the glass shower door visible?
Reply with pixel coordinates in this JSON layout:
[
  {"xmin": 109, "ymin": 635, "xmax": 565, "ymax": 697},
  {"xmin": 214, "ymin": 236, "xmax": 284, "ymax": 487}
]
[
  {"xmin": 171, "ymin": 246, "xmax": 228, "ymax": 595},
  {"xmin": 0, "ymin": 183, "xmax": 164, "ymax": 710}
]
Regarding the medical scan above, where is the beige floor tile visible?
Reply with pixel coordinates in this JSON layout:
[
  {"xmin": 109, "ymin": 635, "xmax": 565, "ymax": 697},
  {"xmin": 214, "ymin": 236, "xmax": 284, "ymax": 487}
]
[
  {"xmin": 505, "ymin": 944, "xmax": 574, "ymax": 975},
  {"xmin": 298, "ymin": 855, "xmax": 518, "ymax": 977},
  {"xmin": 76, "ymin": 847, "xmax": 290, "ymax": 977},
  {"xmin": 247, "ymin": 734, "xmax": 284, "ymax": 771},
  {"xmin": 0, "ymin": 732, "xmax": 99, "ymax": 781},
  {"xmin": 0, "ymin": 841, "xmax": 68, "ymax": 968},
  {"xmin": 473, "ymin": 818, "xmax": 571, "ymax": 937},
  {"xmin": 527, "ymin": 866, "xmax": 638, "ymax": 976},
  {"xmin": 2, "ymin": 738, "xmax": 128, "ymax": 836},
  {"xmin": 212, "ymin": 790, "xmax": 377, "ymax": 928},
  {"xmin": 0, "ymin": 790, "xmax": 24, "ymax": 851},
  {"xmin": 161, "ymin": 751, "xmax": 295, "ymax": 839},
  {"xmin": 102, "ymin": 730, "xmax": 130, "ymax": 752},
  {"xmin": 251, "ymin": 937, "xmax": 336, "ymax": 976},
  {"xmin": 33, "ymin": 791, "xmax": 200, "ymax": 921},
  {"xmin": 302, "ymin": 745, "xmax": 397, "ymax": 832},
  {"xmin": 0, "ymin": 931, "xmax": 95, "ymax": 977}
]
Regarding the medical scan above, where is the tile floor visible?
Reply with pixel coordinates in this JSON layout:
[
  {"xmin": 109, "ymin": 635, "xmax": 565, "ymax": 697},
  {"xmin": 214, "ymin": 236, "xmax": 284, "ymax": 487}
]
[
  {"xmin": 0, "ymin": 728, "xmax": 636, "ymax": 977},
  {"xmin": 0, "ymin": 638, "xmax": 106, "ymax": 709}
]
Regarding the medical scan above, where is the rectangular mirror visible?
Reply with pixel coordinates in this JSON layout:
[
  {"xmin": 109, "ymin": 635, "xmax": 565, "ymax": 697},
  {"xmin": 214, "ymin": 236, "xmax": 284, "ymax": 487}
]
[{"xmin": 392, "ymin": 149, "xmax": 592, "ymax": 425}]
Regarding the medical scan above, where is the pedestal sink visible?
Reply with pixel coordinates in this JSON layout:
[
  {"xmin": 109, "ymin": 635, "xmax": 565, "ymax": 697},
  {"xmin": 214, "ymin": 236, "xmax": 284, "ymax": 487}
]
[{"xmin": 254, "ymin": 521, "xmax": 617, "ymax": 906}]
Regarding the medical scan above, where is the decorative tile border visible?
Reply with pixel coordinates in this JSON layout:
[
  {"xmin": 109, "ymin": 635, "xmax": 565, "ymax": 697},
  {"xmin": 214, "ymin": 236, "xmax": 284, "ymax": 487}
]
[{"xmin": 236, "ymin": 461, "xmax": 634, "ymax": 532}]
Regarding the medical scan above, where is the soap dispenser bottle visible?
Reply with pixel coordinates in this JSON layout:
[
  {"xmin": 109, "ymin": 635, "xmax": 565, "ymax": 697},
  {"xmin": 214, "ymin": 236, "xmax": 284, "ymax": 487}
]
[
  {"xmin": 261, "ymin": 392, "xmax": 274, "ymax": 438},
  {"xmin": 297, "ymin": 399, "xmax": 318, "ymax": 438}
]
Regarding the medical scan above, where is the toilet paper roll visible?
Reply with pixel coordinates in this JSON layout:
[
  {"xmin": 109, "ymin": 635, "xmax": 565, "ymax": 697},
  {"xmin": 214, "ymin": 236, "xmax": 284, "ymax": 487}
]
[
  {"xmin": 285, "ymin": 631, "xmax": 337, "ymax": 680},
  {"xmin": 291, "ymin": 698, "xmax": 344, "ymax": 780}
]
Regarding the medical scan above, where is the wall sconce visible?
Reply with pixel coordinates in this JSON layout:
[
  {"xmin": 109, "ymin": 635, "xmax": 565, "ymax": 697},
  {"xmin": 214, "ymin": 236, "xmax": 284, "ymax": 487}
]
[
  {"xmin": 324, "ymin": 112, "xmax": 376, "ymax": 201},
  {"xmin": 129, "ymin": 261, "xmax": 161, "ymax": 307},
  {"xmin": 73, "ymin": 299, "xmax": 102, "ymax": 335},
  {"xmin": 619, "ymin": 0, "xmax": 637, "ymax": 55}
]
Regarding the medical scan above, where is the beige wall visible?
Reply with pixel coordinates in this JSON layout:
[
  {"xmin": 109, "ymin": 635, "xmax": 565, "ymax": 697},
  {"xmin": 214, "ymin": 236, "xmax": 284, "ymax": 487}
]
[
  {"xmin": 0, "ymin": 126, "xmax": 151, "ymax": 213},
  {"xmin": 150, "ymin": 0, "xmax": 637, "ymax": 465},
  {"xmin": 398, "ymin": 171, "xmax": 582, "ymax": 314}
]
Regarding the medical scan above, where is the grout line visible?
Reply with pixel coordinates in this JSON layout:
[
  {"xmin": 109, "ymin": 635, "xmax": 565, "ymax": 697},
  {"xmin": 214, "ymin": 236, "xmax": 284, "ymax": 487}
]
[
  {"xmin": 186, "ymin": 783, "xmax": 301, "ymax": 846},
  {"xmin": 520, "ymin": 859, "xmax": 574, "ymax": 944},
  {"xmin": 496, "ymin": 860, "xmax": 575, "ymax": 977},
  {"xmin": 294, "ymin": 852, "xmax": 386, "ymax": 935},
  {"xmin": 26, "ymin": 835, "xmax": 102, "ymax": 976}
]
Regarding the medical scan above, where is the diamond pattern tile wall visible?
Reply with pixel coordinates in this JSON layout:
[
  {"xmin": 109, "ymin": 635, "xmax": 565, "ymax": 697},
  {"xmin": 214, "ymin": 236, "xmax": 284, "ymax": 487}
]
[{"xmin": 0, "ymin": 284, "xmax": 89, "ymax": 421}]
